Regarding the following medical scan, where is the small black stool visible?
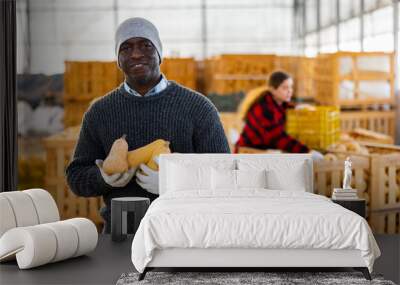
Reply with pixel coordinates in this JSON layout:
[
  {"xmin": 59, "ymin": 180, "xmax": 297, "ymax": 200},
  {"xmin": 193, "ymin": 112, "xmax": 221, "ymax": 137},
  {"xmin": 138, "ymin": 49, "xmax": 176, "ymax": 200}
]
[{"xmin": 111, "ymin": 197, "xmax": 150, "ymax": 242}]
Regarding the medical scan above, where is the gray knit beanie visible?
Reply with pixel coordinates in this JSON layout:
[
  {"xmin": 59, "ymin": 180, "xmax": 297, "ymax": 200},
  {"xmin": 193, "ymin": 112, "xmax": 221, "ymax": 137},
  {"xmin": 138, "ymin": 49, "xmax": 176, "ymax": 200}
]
[{"xmin": 115, "ymin": 17, "xmax": 163, "ymax": 62}]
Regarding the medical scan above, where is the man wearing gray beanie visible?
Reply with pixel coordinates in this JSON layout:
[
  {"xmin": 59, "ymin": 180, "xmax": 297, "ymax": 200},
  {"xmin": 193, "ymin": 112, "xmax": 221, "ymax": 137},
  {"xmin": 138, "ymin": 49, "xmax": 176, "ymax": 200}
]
[{"xmin": 66, "ymin": 17, "xmax": 230, "ymax": 233}]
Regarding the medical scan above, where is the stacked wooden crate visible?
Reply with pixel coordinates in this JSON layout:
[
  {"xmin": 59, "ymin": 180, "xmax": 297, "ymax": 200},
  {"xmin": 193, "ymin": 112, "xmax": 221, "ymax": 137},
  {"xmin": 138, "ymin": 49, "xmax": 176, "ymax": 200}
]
[
  {"xmin": 340, "ymin": 110, "xmax": 396, "ymax": 138},
  {"xmin": 367, "ymin": 147, "xmax": 400, "ymax": 234},
  {"xmin": 64, "ymin": 61, "xmax": 123, "ymax": 127},
  {"xmin": 18, "ymin": 137, "xmax": 46, "ymax": 190},
  {"xmin": 160, "ymin": 57, "xmax": 197, "ymax": 90},
  {"xmin": 42, "ymin": 126, "xmax": 104, "ymax": 229},
  {"xmin": 314, "ymin": 52, "xmax": 395, "ymax": 107},
  {"xmin": 274, "ymin": 56, "xmax": 315, "ymax": 100},
  {"xmin": 205, "ymin": 54, "xmax": 276, "ymax": 95},
  {"xmin": 313, "ymin": 52, "xmax": 396, "ymax": 140},
  {"xmin": 325, "ymin": 139, "xmax": 400, "ymax": 234}
]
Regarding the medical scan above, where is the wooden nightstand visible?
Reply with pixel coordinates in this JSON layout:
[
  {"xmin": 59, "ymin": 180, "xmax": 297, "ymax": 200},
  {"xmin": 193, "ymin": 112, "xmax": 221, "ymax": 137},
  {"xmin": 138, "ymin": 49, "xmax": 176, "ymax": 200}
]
[{"xmin": 332, "ymin": 198, "xmax": 366, "ymax": 218}]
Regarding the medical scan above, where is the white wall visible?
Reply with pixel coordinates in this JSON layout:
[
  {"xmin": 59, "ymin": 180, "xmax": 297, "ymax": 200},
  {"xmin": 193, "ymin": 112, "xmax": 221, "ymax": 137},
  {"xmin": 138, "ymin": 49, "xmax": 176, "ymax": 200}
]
[{"xmin": 17, "ymin": 0, "xmax": 295, "ymax": 75}]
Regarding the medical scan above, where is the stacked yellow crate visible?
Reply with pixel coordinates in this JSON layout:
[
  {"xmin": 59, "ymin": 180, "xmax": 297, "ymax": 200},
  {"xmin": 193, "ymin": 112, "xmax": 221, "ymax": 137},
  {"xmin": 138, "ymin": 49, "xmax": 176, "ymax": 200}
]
[{"xmin": 286, "ymin": 106, "xmax": 341, "ymax": 150}]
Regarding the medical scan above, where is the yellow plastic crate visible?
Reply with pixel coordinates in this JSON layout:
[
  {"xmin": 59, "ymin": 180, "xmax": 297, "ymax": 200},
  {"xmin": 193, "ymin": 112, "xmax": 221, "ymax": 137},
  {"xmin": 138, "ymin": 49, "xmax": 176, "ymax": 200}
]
[{"xmin": 286, "ymin": 106, "xmax": 340, "ymax": 150}]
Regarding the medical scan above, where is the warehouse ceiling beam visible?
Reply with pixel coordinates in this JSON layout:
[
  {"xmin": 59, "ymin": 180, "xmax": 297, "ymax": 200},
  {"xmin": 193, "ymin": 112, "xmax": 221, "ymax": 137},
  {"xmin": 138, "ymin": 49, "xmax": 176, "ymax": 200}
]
[
  {"xmin": 201, "ymin": 0, "xmax": 207, "ymax": 59},
  {"xmin": 302, "ymin": 0, "xmax": 306, "ymax": 55},
  {"xmin": 360, "ymin": 0, "xmax": 365, "ymax": 51},
  {"xmin": 292, "ymin": 0, "xmax": 303, "ymax": 54},
  {"xmin": 113, "ymin": 0, "xmax": 118, "ymax": 33},
  {"xmin": 303, "ymin": 0, "xmax": 393, "ymax": 36},
  {"xmin": 25, "ymin": 0, "xmax": 31, "ymax": 74},
  {"xmin": 25, "ymin": 3, "xmax": 293, "ymax": 13},
  {"xmin": 336, "ymin": 0, "xmax": 340, "ymax": 51},
  {"xmin": 316, "ymin": 0, "xmax": 321, "ymax": 53}
]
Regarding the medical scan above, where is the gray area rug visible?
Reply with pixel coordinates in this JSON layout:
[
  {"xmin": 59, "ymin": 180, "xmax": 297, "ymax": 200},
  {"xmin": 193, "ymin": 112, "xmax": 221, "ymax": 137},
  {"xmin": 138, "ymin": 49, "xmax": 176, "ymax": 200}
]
[{"xmin": 116, "ymin": 271, "xmax": 396, "ymax": 285}]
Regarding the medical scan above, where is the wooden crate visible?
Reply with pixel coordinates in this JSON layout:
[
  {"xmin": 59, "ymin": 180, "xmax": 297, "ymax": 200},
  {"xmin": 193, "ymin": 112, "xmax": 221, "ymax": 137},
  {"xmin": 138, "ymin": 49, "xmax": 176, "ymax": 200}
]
[
  {"xmin": 349, "ymin": 129, "xmax": 394, "ymax": 145},
  {"xmin": 64, "ymin": 61, "xmax": 123, "ymax": 102},
  {"xmin": 370, "ymin": 153, "xmax": 400, "ymax": 211},
  {"xmin": 18, "ymin": 137, "xmax": 46, "ymax": 190},
  {"xmin": 160, "ymin": 57, "xmax": 197, "ymax": 90},
  {"xmin": 314, "ymin": 52, "xmax": 395, "ymax": 108},
  {"xmin": 63, "ymin": 100, "xmax": 92, "ymax": 127},
  {"xmin": 206, "ymin": 54, "xmax": 276, "ymax": 95},
  {"xmin": 42, "ymin": 127, "xmax": 104, "ymax": 228},
  {"xmin": 313, "ymin": 155, "xmax": 370, "ymax": 201},
  {"xmin": 361, "ymin": 142, "xmax": 400, "ymax": 155},
  {"xmin": 340, "ymin": 110, "xmax": 396, "ymax": 138},
  {"xmin": 274, "ymin": 56, "xmax": 315, "ymax": 99}
]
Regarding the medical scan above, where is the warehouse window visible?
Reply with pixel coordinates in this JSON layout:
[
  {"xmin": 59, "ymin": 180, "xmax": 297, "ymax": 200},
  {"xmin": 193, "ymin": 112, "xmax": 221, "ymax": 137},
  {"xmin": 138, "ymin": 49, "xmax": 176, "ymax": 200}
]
[
  {"xmin": 363, "ymin": 5, "xmax": 394, "ymax": 52},
  {"xmin": 339, "ymin": 0, "xmax": 361, "ymax": 21},
  {"xmin": 305, "ymin": 0, "xmax": 317, "ymax": 33},
  {"xmin": 320, "ymin": 26, "xmax": 337, "ymax": 53},
  {"xmin": 339, "ymin": 18, "xmax": 361, "ymax": 51},
  {"xmin": 320, "ymin": 0, "xmax": 336, "ymax": 28},
  {"xmin": 305, "ymin": 32, "xmax": 317, "ymax": 57}
]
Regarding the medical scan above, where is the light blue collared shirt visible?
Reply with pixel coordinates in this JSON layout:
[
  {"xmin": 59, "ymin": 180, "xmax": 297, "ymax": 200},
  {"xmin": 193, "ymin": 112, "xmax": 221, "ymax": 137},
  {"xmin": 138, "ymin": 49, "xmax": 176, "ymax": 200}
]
[{"xmin": 124, "ymin": 74, "xmax": 169, "ymax": 97}]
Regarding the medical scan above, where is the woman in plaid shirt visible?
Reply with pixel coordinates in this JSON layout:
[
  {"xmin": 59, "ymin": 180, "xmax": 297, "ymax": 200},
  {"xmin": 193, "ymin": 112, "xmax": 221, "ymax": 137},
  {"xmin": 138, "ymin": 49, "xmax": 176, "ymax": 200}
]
[{"xmin": 235, "ymin": 71, "xmax": 323, "ymax": 159}]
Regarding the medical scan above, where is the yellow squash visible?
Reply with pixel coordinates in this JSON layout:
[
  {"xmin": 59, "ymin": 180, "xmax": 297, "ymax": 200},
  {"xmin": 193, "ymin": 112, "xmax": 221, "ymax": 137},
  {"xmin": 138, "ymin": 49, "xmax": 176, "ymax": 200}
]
[
  {"xmin": 103, "ymin": 134, "xmax": 129, "ymax": 175},
  {"xmin": 128, "ymin": 139, "xmax": 171, "ymax": 170}
]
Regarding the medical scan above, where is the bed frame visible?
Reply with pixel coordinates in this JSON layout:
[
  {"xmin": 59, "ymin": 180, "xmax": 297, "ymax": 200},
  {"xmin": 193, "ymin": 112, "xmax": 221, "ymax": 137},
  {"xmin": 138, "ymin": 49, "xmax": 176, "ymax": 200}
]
[
  {"xmin": 138, "ymin": 154, "xmax": 372, "ymax": 281},
  {"xmin": 138, "ymin": 248, "xmax": 371, "ymax": 280}
]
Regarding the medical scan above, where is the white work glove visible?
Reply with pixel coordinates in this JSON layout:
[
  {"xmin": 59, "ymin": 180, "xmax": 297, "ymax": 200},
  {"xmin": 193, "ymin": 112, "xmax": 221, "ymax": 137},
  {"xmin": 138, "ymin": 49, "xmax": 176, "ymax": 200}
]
[
  {"xmin": 95, "ymin": 159, "xmax": 136, "ymax": 188},
  {"xmin": 136, "ymin": 157, "xmax": 159, "ymax": 195},
  {"xmin": 309, "ymin": 150, "xmax": 324, "ymax": 161}
]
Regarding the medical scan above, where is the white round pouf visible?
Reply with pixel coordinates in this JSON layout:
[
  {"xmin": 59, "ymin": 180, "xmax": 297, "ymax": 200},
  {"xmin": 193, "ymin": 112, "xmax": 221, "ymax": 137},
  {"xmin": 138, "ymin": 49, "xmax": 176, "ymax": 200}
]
[
  {"xmin": 24, "ymin": 189, "xmax": 60, "ymax": 223},
  {"xmin": 0, "ymin": 196, "xmax": 17, "ymax": 237},
  {"xmin": 64, "ymin": 218, "xmax": 98, "ymax": 257},
  {"xmin": 42, "ymin": 221, "xmax": 79, "ymax": 262},
  {"xmin": 0, "ymin": 192, "xmax": 39, "ymax": 227},
  {"xmin": 0, "ymin": 226, "xmax": 57, "ymax": 269}
]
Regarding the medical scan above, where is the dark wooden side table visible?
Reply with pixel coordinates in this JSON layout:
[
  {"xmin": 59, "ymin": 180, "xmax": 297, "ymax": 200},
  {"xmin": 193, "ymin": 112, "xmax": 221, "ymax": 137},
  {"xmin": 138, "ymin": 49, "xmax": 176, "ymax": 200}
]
[
  {"xmin": 332, "ymin": 198, "xmax": 366, "ymax": 218},
  {"xmin": 111, "ymin": 197, "xmax": 150, "ymax": 242}
]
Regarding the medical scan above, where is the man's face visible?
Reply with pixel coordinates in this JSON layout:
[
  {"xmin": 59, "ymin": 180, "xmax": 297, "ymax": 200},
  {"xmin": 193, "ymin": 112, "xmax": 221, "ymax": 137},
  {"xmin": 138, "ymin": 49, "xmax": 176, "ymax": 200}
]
[{"xmin": 118, "ymin": 37, "xmax": 160, "ymax": 86}]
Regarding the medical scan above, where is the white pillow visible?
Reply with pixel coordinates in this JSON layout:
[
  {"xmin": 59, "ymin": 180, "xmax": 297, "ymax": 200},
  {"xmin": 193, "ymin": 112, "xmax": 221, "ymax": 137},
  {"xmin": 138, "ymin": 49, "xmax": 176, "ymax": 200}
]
[
  {"xmin": 211, "ymin": 169, "xmax": 236, "ymax": 190},
  {"xmin": 167, "ymin": 162, "xmax": 212, "ymax": 192},
  {"xmin": 265, "ymin": 169, "xmax": 305, "ymax": 191},
  {"xmin": 211, "ymin": 169, "xmax": 268, "ymax": 190},
  {"xmin": 236, "ymin": 169, "xmax": 267, "ymax": 189},
  {"xmin": 237, "ymin": 158, "xmax": 307, "ymax": 191}
]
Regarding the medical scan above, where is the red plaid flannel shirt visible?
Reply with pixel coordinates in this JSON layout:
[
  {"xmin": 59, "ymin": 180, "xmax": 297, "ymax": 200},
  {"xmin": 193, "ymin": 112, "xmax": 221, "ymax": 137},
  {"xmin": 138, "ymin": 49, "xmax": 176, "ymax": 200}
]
[{"xmin": 236, "ymin": 91, "xmax": 309, "ymax": 153}]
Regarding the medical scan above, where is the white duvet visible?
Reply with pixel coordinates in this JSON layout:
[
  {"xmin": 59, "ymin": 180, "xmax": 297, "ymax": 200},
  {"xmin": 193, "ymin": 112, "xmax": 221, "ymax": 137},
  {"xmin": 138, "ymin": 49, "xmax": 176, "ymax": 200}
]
[{"xmin": 131, "ymin": 190, "xmax": 380, "ymax": 273}]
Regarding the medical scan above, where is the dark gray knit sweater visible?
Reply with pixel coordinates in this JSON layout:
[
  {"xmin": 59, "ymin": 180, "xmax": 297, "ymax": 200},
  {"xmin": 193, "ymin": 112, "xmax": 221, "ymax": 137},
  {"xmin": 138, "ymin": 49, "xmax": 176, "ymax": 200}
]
[{"xmin": 65, "ymin": 81, "xmax": 230, "ymax": 225}]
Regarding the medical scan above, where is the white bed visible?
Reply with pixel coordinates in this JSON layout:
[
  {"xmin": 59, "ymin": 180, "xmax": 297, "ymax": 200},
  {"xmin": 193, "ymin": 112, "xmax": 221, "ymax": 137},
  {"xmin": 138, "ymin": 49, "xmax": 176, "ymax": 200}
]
[{"xmin": 131, "ymin": 154, "xmax": 380, "ymax": 280}]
